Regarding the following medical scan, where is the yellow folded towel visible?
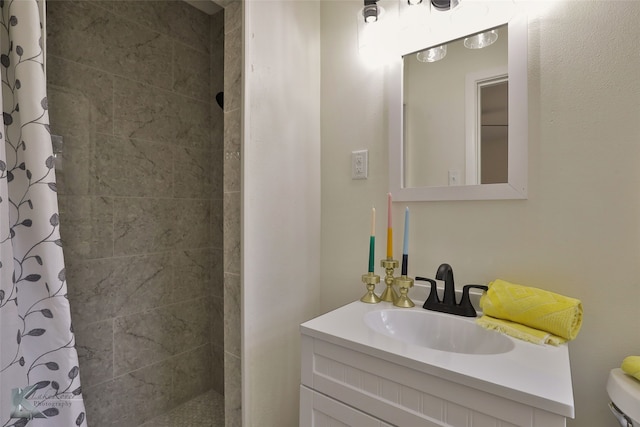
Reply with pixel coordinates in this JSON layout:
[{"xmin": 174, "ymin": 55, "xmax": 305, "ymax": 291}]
[
  {"xmin": 621, "ymin": 356, "xmax": 640, "ymax": 382},
  {"xmin": 476, "ymin": 316, "xmax": 567, "ymax": 345},
  {"xmin": 476, "ymin": 279, "xmax": 583, "ymax": 345}
]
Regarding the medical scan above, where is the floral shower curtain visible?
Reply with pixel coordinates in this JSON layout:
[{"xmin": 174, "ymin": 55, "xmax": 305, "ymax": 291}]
[{"xmin": 0, "ymin": 1, "xmax": 87, "ymax": 426}]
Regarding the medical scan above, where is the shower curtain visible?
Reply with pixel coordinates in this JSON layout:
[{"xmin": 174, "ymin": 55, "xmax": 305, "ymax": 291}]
[{"xmin": 0, "ymin": 0, "xmax": 87, "ymax": 426}]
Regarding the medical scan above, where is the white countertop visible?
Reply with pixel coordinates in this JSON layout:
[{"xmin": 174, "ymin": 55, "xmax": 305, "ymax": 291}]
[{"xmin": 300, "ymin": 300, "xmax": 575, "ymax": 418}]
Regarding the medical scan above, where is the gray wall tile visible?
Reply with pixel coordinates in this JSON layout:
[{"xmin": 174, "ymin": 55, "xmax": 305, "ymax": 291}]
[
  {"xmin": 223, "ymin": 192, "xmax": 240, "ymax": 274},
  {"xmin": 94, "ymin": 1, "xmax": 212, "ymax": 54},
  {"xmin": 212, "ymin": 151, "xmax": 224, "ymax": 200},
  {"xmin": 211, "ymin": 247, "xmax": 224, "ymax": 297},
  {"xmin": 67, "ymin": 258, "xmax": 121, "ymax": 325},
  {"xmin": 212, "ymin": 19, "xmax": 227, "ymax": 406},
  {"xmin": 114, "ymin": 254, "xmax": 175, "ymax": 317},
  {"xmin": 221, "ymin": 2, "xmax": 241, "ymax": 418},
  {"xmin": 211, "ymin": 199, "xmax": 224, "ymax": 248},
  {"xmin": 176, "ymin": 198, "xmax": 211, "ymax": 250},
  {"xmin": 74, "ymin": 319, "xmax": 114, "ymax": 388},
  {"xmin": 67, "ymin": 254, "xmax": 173, "ymax": 324},
  {"xmin": 223, "ymin": 273, "xmax": 240, "ymax": 358},
  {"xmin": 93, "ymin": 135, "xmax": 175, "ymax": 198},
  {"xmin": 172, "ymin": 344, "xmax": 214, "ymax": 405},
  {"xmin": 211, "ymin": 109, "xmax": 225, "ymax": 199},
  {"xmin": 224, "ymin": 2, "xmax": 243, "ymax": 35},
  {"xmin": 224, "ymin": 109, "xmax": 241, "ymax": 193},
  {"xmin": 114, "ymin": 198, "xmax": 177, "ymax": 255},
  {"xmin": 47, "ymin": 1, "xmax": 172, "ymax": 89},
  {"xmin": 211, "ymin": 10, "xmax": 226, "ymax": 93},
  {"xmin": 173, "ymin": 42, "xmax": 211, "ymax": 102},
  {"xmin": 82, "ymin": 379, "xmax": 118, "ymax": 427},
  {"xmin": 172, "ymin": 248, "xmax": 213, "ymax": 301},
  {"xmin": 211, "ymin": 343, "xmax": 225, "ymax": 395},
  {"xmin": 111, "ymin": 360, "xmax": 174, "ymax": 425},
  {"xmin": 47, "ymin": 56, "xmax": 114, "ymax": 136},
  {"xmin": 224, "ymin": 27, "xmax": 242, "ymax": 113},
  {"xmin": 52, "ymin": 132, "xmax": 98, "ymax": 197},
  {"xmin": 113, "ymin": 299, "xmax": 210, "ymax": 375},
  {"xmin": 222, "ymin": 3, "xmax": 243, "ymax": 422},
  {"xmin": 114, "ymin": 310, "xmax": 176, "ymax": 375},
  {"xmin": 58, "ymin": 196, "xmax": 113, "ymax": 260},
  {"xmin": 210, "ymin": 295, "xmax": 224, "ymax": 344},
  {"xmin": 168, "ymin": 299, "xmax": 211, "ymax": 350},
  {"xmin": 114, "ymin": 77, "xmax": 211, "ymax": 149},
  {"xmin": 174, "ymin": 146, "xmax": 213, "ymax": 199},
  {"xmin": 224, "ymin": 352, "xmax": 242, "ymax": 427}
]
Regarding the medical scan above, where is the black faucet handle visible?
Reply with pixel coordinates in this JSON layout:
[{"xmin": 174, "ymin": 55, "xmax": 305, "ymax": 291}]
[
  {"xmin": 463, "ymin": 284, "xmax": 488, "ymax": 292},
  {"xmin": 459, "ymin": 284, "xmax": 489, "ymax": 317},
  {"xmin": 416, "ymin": 276, "xmax": 439, "ymax": 307}
]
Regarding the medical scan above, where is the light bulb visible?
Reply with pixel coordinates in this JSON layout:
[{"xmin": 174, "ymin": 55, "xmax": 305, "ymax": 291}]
[
  {"xmin": 464, "ymin": 29, "xmax": 498, "ymax": 49},
  {"xmin": 416, "ymin": 44, "xmax": 447, "ymax": 62}
]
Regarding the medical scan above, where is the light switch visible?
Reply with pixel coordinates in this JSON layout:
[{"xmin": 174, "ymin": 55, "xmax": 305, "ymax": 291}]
[{"xmin": 448, "ymin": 170, "xmax": 460, "ymax": 186}]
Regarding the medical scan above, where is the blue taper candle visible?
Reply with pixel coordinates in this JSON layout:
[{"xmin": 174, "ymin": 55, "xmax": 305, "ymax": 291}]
[{"xmin": 401, "ymin": 207, "xmax": 409, "ymax": 276}]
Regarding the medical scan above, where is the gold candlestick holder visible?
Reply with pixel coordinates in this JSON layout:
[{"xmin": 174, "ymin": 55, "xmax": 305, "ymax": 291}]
[
  {"xmin": 393, "ymin": 275, "xmax": 415, "ymax": 308},
  {"xmin": 360, "ymin": 272, "xmax": 381, "ymax": 304},
  {"xmin": 379, "ymin": 258, "xmax": 399, "ymax": 303}
]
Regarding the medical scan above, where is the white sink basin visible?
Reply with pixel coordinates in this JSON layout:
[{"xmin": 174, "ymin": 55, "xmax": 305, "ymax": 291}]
[{"xmin": 364, "ymin": 309, "xmax": 515, "ymax": 354}]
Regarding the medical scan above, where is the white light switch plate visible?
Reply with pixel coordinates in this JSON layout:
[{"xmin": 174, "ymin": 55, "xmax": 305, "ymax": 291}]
[{"xmin": 448, "ymin": 170, "xmax": 460, "ymax": 186}]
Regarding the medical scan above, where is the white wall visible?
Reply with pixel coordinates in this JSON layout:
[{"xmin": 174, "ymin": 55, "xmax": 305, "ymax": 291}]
[
  {"xmin": 321, "ymin": 1, "xmax": 640, "ymax": 427},
  {"xmin": 243, "ymin": 0, "xmax": 321, "ymax": 425}
]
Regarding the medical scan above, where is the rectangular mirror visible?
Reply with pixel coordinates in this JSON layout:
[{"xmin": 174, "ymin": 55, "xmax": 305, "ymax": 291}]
[{"xmin": 389, "ymin": 14, "xmax": 528, "ymax": 201}]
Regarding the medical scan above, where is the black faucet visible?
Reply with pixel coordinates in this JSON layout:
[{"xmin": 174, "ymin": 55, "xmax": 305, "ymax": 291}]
[{"xmin": 416, "ymin": 263, "xmax": 488, "ymax": 317}]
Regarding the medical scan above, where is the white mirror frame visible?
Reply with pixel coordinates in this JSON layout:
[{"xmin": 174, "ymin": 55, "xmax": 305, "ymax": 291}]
[{"xmin": 389, "ymin": 14, "xmax": 528, "ymax": 201}]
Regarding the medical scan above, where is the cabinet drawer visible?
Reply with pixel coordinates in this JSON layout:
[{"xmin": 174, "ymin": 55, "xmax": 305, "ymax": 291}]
[{"xmin": 301, "ymin": 385, "xmax": 394, "ymax": 427}]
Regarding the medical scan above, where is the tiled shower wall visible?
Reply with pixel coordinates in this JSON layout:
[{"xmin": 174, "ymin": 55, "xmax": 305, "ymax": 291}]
[
  {"xmin": 222, "ymin": 3, "xmax": 242, "ymax": 426},
  {"xmin": 47, "ymin": 1, "xmax": 225, "ymax": 425}
]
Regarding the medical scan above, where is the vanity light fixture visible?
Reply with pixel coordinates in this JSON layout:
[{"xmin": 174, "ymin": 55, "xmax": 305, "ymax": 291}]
[
  {"xmin": 406, "ymin": 0, "xmax": 465, "ymax": 12},
  {"xmin": 430, "ymin": 0, "xmax": 451, "ymax": 11},
  {"xmin": 363, "ymin": 0, "xmax": 380, "ymax": 23},
  {"xmin": 464, "ymin": 29, "xmax": 499, "ymax": 49},
  {"xmin": 416, "ymin": 44, "xmax": 447, "ymax": 62}
]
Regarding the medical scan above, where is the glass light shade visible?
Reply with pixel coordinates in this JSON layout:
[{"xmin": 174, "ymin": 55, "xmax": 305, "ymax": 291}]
[
  {"xmin": 416, "ymin": 44, "xmax": 447, "ymax": 62},
  {"xmin": 464, "ymin": 29, "xmax": 498, "ymax": 49},
  {"xmin": 363, "ymin": 4, "xmax": 378, "ymax": 23},
  {"xmin": 430, "ymin": 0, "xmax": 450, "ymax": 11}
]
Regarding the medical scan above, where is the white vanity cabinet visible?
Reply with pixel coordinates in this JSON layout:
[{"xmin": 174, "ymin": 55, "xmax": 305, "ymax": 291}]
[
  {"xmin": 300, "ymin": 385, "xmax": 394, "ymax": 427},
  {"xmin": 300, "ymin": 302, "xmax": 574, "ymax": 427}
]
